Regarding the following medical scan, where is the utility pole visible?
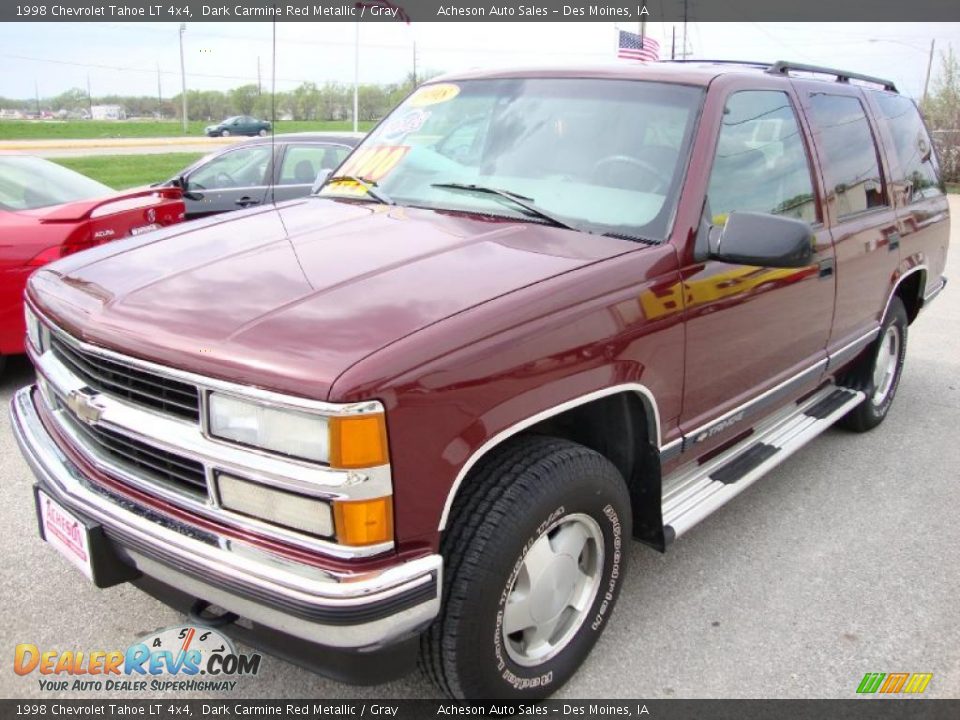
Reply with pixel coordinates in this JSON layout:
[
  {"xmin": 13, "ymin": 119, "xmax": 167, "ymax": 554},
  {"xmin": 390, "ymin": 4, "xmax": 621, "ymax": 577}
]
[
  {"xmin": 179, "ymin": 23, "xmax": 188, "ymax": 133},
  {"xmin": 34, "ymin": 80, "xmax": 40, "ymax": 116},
  {"xmin": 682, "ymin": 0, "xmax": 688, "ymax": 61},
  {"xmin": 157, "ymin": 62, "xmax": 163, "ymax": 118},
  {"xmin": 412, "ymin": 41, "xmax": 417, "ymax": 88},
  {"xmin": 86, "ymin": 74, "xmax": 93, "ymax": 115},
  {"xmin": 922, "ymin": 38, "xmax": 935, "ymax": 107},
  {"xmin": 671, "ymin": 25, "xmax": 676, "ymax": 60},
  {"xmin": 353, "ymin": 21, "xmax": 359, "ymax": 133},
  {"xmin": 257, "ymin": 56, "xmax": 262, "ymax": 95}
]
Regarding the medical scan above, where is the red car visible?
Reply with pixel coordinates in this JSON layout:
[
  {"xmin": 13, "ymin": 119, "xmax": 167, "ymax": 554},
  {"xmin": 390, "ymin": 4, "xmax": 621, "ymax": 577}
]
[{"xmin": 0, "ymin": 156, "xmax": 184, "ymax": 371}]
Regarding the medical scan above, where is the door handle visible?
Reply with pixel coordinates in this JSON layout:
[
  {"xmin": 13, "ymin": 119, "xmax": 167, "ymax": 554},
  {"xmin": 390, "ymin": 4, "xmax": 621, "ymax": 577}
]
[
  {"xmin": 235, "ymin": 197, "xmax": 260, "ymax": 208},
  {"xmin": 818, "ymin": 258, "xmax": 834, "ymax": 279}
]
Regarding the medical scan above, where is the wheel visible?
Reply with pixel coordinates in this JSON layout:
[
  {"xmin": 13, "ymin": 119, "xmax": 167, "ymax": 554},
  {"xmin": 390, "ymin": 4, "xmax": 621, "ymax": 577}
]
[
  {"xmin": 0, "ymin": 354, "xmax": 6, "ymax": 377},
  {"xmin": 421, "ymin": 435, "xmax": 631, "ymax": 699},
  {"xmin": 221, "ymin": 129, "xmax": 230, "ymax": 137},
  {"xmin": 839, "ymin": 296, "xmax": 908, "ymax": 432},
  {"xmin": 258, "ymin": 128, "xmax": 268, "ymax": 137}
]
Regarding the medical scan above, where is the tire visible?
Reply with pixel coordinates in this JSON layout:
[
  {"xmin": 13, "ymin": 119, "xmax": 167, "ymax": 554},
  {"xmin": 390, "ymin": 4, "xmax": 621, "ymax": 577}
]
[
  {"xmin": 258, "ymin": 128, "xmax": 268, "ymax": 137},
  {"xmin": 0, "ymin": 354, "xmax": 6, "ymax": 377},
  {"xmin": 839, "ymin": 296, "xmax": 908, "ymax": 432},
  {"xmin": 421, "ymin": 435, "xmax": 631, "ymax": 699},
  {"xmin": 220, "ymin": 129, "xmax": 230, "ymax": 137}
]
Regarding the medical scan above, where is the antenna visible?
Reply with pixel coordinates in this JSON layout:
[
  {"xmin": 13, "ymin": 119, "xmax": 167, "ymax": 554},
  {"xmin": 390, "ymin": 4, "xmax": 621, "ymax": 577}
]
[{"xmin": 270, "ymin": 16, "xmax": 277, "ymax": 207}]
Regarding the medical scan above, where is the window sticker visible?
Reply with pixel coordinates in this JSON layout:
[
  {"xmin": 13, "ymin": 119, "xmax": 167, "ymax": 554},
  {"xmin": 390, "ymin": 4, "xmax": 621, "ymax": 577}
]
[
  {"xmin": 381, "ymin": 109, "xmax": 431, "ymax": 142},
  {"xmin": 321, "ymin": 145, "xmax": 410, "ymax": 195},
  {"xmin": 408, "ymin": 83, "xmax": 460, "ymax": 107}
]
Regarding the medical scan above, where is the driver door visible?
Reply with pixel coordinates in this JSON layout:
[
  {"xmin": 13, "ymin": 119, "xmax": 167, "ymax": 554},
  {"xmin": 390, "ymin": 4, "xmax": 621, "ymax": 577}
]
[
  {"xmin": 679, "ymin": 87, "xmax": 834, "ymax": 455},
  {"xmin": 182, "ymin": 144, "xmax": 273, "ymax": 218}
]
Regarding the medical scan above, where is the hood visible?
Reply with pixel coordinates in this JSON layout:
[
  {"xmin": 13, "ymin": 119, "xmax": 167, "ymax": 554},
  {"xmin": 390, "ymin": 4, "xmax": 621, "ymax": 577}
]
[{"xmin": 29, "ymin": 198, "xmax": 637, "ymax": 400}]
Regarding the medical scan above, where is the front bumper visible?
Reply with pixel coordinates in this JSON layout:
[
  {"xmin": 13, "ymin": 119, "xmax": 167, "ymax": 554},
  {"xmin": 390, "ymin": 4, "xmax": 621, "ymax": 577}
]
[{"xmin": 10, "ymin": 386, "xmax": 441, "ymax": 651}]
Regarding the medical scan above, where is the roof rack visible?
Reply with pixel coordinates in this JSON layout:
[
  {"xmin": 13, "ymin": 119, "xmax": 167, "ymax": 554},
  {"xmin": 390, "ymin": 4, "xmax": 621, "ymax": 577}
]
[
  {"xmin": 765, "ymin": 61, "xmax": 898, "ymax": 93},
  {"xmin": 660, "ymin": 59, "xmax": 772, "ymax": 70}
]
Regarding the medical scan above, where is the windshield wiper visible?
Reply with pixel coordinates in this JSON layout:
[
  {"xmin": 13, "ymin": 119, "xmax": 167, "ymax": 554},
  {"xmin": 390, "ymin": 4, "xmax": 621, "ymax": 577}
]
[
  {"xmin": 321, "ymin": 175, "xmax": 394, "ymax": 205},
  {"xmin": 430, "ymin": 182, "xmax": 576, "ymax": 230}
]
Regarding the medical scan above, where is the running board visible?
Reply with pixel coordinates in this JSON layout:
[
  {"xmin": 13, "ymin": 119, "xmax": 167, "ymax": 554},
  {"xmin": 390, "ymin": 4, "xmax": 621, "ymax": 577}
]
[{"xmin": 662, "ymin": 385, "xmax": 864, "ymax": 543}]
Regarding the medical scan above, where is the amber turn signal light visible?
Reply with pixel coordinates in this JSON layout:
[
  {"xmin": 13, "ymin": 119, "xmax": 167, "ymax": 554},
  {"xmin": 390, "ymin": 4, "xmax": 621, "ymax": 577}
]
[
  {"xmin": 333, "ymin": 497, "xmax": 394, "ymax": 546},
  {"xmin": 329, "ymin": 414, "xmax": 389, "ymax": 469}
]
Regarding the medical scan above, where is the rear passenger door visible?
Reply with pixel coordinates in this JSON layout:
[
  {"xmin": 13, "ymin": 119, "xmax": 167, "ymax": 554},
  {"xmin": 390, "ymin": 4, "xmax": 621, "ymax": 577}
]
[
  {"xmin": 797, "ymin": 84, "xmax": 901, "ymax": 366},
  {"xmin": 271, "ymin": 143, "xmax": 352, "ymax": 204}
]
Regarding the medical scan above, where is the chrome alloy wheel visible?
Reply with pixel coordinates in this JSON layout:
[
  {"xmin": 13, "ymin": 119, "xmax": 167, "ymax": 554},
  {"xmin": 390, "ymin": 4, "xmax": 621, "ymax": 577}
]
[
  {"xmin": 871, "ymin": 324, "xmax": 901, "ymax": 404},
  {"xmin": 502, "ymin": 513, "xmax": 604, "ymax": 667}
]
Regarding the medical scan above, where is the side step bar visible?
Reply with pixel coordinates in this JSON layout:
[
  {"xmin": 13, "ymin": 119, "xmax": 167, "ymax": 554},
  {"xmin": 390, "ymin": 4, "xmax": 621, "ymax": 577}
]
[{"xmin": 661, "ymin": 385, "xmax": 864, "ymax": 543}]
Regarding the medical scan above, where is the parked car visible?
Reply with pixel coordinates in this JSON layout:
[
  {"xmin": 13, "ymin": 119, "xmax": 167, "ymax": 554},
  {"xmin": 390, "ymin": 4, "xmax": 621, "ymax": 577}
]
[
  {"xmin": 164, "ymin": 132, "xmax": 362, "ymax": 218},
  {"xmin": 11, "ymin": 62, "xmax": 949, "ymax": 699},
  {"xmin": 204, "ymin": 115, "xmax": 272, "ymax": 137},
  {"xmin": 0, "ymin": 156, "xmax": 183, "ymax": 374}
]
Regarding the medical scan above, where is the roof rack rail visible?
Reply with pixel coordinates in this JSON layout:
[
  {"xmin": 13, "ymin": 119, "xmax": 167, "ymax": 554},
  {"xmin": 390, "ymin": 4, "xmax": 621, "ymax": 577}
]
[
  {"xmin": 660, "ymin": 59, "xmax": 772, "ymax": 70},
  {"xmin": 765, "ymin": 61, "xmax": 897, "ymax": 93}
]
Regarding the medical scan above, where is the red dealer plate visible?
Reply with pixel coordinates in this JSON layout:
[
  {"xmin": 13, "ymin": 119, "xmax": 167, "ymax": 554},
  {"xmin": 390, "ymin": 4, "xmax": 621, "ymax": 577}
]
[{"xmin": 37, "ymin": 490, "xmax": 94, "ymax": 581}]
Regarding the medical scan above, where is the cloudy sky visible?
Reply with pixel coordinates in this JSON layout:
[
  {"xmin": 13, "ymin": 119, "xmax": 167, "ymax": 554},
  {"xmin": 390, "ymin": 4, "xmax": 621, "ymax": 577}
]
[{"xmin": 0, "ymin": 21, "xmax": 956, "ymax": 101}]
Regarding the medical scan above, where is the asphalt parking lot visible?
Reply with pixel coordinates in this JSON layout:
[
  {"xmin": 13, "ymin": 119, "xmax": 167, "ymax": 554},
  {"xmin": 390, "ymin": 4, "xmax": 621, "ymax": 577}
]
[{"xmin": 1, "ymin": 197, "xmax": 958, "ymax": 700}]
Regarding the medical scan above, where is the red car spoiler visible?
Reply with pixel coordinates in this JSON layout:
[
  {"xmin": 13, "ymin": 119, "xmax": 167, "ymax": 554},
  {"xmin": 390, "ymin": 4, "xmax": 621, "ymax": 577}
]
[{"xmin": 37, "ymin": 187, "xmax": 182, "ymax": 223}]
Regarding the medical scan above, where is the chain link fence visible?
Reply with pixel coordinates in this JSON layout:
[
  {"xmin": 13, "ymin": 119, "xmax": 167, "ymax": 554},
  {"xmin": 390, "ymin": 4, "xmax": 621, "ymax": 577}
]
[{"xmin": 931, "ymin": 129, "xmax": 960, "ymax": 184}]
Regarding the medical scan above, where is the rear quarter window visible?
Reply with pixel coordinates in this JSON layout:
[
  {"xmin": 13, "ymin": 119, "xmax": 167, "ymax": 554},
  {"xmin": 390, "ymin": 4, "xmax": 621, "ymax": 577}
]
[{"xmin": 871, "ymin": 92, "xmax": 944, "ymax": 202}]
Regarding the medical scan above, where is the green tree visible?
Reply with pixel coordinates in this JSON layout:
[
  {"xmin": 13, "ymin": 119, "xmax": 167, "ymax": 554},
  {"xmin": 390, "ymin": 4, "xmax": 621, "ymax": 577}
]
[{"xmin": 922, "ymin": 47, "xmax": 960, "ymax": 183}]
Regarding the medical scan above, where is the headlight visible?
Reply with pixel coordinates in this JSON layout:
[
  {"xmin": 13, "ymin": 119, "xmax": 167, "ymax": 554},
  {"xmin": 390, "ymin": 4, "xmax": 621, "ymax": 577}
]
[
  {"xmin": 25, "ymin": 306, "xmax": 47, "ymax": 353},
  {"xmin": 208, "ymin": 393, "xmax": 330, "ymax": 462}
]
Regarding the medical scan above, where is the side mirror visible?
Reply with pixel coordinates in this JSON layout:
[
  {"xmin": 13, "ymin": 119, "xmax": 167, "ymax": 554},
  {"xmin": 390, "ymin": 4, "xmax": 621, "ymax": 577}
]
[
  {"xmin": 176, "ymin": 175, "xmax": 202, "ymax": 200},
  {"xmin": 709, "ymin": 212, "xmax": 814, "ymax": 268},
  {"xmin": 311, "ymin": 168, "xmax": 332, "ymax": 195}
]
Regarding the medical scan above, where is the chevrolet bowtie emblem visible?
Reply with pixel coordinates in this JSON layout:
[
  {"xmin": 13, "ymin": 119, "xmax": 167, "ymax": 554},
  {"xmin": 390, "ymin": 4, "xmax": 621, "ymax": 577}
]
[{"xmin": 65, "ymin": 390, "xmax": 104, "ymax": 425}]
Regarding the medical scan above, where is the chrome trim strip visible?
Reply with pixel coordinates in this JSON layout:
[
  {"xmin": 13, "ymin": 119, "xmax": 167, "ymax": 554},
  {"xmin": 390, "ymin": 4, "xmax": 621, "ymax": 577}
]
[
  {"xmin": 881, "ymin": 264, "xmax": 927, "ymax": 325},
  {"xmin": 826, "ymin": 327, "xmax": 881, "ymax": 370},
  {"xmin": 11, "ymin": 387, "xmax": 440, "ymax": 649},
  {"xmin": 922, "ymin": 277, "xmax": 947, "ymax": 306},
  {"xmin": 437, "ymin": 383, "xmax": 663, "ymax": 531},
  {"xmin": 681, "ymin": 359, "xmax": 827, "ymax": 449}
]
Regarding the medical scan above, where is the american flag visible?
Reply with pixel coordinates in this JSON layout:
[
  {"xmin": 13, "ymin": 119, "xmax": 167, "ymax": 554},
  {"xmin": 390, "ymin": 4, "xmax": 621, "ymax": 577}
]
[{"xmin": 617, "ymin": 30, "xmax": 660, "ymax": 62}]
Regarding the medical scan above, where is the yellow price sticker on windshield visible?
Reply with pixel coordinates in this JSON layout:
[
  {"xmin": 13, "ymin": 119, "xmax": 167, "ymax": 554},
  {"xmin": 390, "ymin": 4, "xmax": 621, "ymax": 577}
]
[{"xmin": 409, "ymin": 83, "xmax": 460, "ymax": 107}]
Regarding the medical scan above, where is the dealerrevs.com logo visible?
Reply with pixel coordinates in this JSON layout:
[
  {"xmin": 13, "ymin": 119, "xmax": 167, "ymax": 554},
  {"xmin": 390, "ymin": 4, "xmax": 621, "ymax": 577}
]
[{"xmin": 15, "ymin": 625, "xmax": 262, "ymax": 692}]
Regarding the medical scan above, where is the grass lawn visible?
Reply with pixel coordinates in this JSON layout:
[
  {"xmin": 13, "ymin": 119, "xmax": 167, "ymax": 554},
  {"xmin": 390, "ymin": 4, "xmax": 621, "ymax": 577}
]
[
  {"xmin": 51, "ymin": 153, "xmax": 205, "ymax": 189},
  {"xmin": 0, "ymin": 119, "xmax": 375, "ymax": 140}
]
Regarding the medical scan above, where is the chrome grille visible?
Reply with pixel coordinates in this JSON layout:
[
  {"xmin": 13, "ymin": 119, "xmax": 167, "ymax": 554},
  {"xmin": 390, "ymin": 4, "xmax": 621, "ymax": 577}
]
[
  {"xmin": 64, "ymin": 414, "xmax": 208, "ymax": 497},
  {"xmin": 51, "ymin": 336, "xmax": 200, "ymax": 421}
]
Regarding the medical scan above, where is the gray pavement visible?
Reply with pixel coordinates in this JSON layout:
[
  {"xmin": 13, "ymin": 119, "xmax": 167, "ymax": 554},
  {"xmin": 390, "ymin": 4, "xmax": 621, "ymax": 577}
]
[{"xmin": 1, "ymin": 198, "xmax": 958, "ymax": 700}]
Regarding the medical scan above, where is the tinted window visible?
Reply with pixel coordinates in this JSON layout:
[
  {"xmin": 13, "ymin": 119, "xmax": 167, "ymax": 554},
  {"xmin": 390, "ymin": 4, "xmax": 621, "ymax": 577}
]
[
  {"xmin": 872, "ymin": 93, "xmax": 943, "ymax": 202},
  {"xmin": 809, "ymin": 94, "xmax": 887, "ymax": 218},
  {"xmin": 279, "ymin": 145, "xmax": 349, "ymax": 185},
  {"xmin": 188, "ymin": 145, "xmax": 272, "ymax": 190},
  {"xmin": 707, "ymin": 90, "xmax": 816, "ymax": 224}
]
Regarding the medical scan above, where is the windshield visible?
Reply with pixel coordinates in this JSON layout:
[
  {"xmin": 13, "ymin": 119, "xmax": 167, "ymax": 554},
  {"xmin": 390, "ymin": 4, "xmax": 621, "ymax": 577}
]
[
  {"xmin": 0, "ymin": 156, "xmax": 112, "ymax": 211},
  {"xmin": 321, "ymin": 77, "xmax": 703, "ymax": 240}
]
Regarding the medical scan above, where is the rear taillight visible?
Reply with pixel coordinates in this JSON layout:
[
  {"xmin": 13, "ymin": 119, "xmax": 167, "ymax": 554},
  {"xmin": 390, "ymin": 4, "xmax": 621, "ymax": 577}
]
[{"xmin": 26, "ymin": 228, "xmax": 95, "ymax": 267}]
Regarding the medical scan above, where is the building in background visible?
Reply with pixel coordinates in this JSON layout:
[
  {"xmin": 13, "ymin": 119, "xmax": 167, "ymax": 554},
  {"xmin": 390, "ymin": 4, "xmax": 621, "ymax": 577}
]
[{"xmin": 90, "ymin": 104, "xmax": 126, "ymax": 120}]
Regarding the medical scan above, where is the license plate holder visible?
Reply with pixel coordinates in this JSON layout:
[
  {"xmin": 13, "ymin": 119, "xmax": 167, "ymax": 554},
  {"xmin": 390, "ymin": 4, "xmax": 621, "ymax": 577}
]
[{"xmin": 35, "ymin": 487, "xmax": 140, "ymax": 588}]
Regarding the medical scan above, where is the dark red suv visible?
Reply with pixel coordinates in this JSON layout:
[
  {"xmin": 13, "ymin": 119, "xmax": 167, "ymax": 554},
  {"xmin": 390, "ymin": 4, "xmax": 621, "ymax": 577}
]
[{"xmin": 11, "ymin": 60, "xmax": 949, "ymax": 699}]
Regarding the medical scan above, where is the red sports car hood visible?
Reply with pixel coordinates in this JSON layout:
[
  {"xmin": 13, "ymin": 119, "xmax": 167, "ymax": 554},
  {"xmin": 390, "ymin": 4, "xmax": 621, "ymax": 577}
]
[{"xmin": 28, "ymin": 198, "xmax": 635, "ymax": 400}]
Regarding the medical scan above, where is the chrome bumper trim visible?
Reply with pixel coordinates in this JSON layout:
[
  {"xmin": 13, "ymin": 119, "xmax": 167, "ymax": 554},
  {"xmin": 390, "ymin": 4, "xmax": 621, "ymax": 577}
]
[{"xmin": 11, "ymin": 386, "xmax": 441, "ymax": 650}]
